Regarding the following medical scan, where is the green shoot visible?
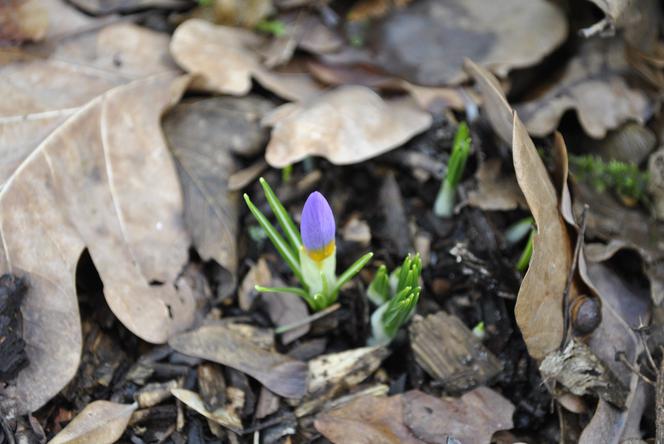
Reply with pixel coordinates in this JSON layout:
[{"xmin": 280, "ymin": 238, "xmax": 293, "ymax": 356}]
[
  {"xmin": 255, "ymin": 19, "xmax": 286, "ymax": 37},
  {"xmin": 472, "ymin": 321, "xmax": 486, "ymax": 339},
  {"xmin": 380, "ymin": 286, "xmax": 420, "ymax": 341},
  {"xmin": 368, "ymin": 253, "xmax": 422, "ymax": 344},
  {"xmin": 281, "ymin": 164, "xmax": 293, "ymax": 183},
  {"xmin": 434, "ymin": 122, "xmax": 471, "ymax": 217},
  {"xmin": 516, "ymin": 228, "xmax": 535, "ymax": 272},
  {"xmin": 505, "ymin": 217, "xmax": 534, "ymax": 245}
]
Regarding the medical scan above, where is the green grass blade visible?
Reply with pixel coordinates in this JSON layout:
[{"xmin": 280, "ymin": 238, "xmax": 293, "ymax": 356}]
[
  {"xmin": 259, "ymin": 178, "xmax": 302, "ymax": 254},
  {"xmin": 244, "ymin": 193, "xmax": 303, "ymax": 283}
]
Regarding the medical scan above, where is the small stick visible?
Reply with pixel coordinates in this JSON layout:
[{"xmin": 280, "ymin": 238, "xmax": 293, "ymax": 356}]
[
  {"xmin": 275, "ymin": 303, "xmax": 340, "ymax": 334},
  {"xmin": 657, "ymin": 348, "xmax": 664, "ymax": 444},
  {"xmin": 617, "ymin": 352, "xmax": 655, "ymax": 386},
  {"xmin": 560, "ymin": 205, "xmax": 589, "ymax": 351}
]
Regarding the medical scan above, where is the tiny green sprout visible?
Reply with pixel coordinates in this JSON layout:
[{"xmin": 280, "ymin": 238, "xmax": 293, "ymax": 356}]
[
  {"xmin": 281, "ymin": 164, "xmax": 293, "ymax": 183},
  {"xmin": 472, "ymin": 321, "xmax": 486, "ymax": 339},
  {"xmin": 255, "ymin": 19, "xmax": 287, "ymax": 38},
  {"xmin": 244, "ymin": 178, "xmax": 373, "ymax": 311},
  {"xmin": 569, "ymin": 155, "xmax": 649, "ymax": 206},
  {"xmin": 248, "ymin": 225, "xmax": 268, "ymax": 243},
  {"xmin": 196, "ymin": 0, "xmax": 213, "ymax": 6},
  {"xmin": 368, "ymin": 254, "xmax": 422, "ymax": 344},
  {"xmin": 434, "ymin": 122, "xmax": 471, "ymax": 217},
  {"xmin": 516, "ymin": 227, "xmax": 535, "ymax": 272},
  {"xmin": 505, "ymin": 217, "xmax": 534, "ymax": 246}
]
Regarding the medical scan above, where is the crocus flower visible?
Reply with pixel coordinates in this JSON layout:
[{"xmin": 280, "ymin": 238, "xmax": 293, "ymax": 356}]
[
  {"xmin": 245, "ymin": 179, "xmax": 372, "ymax": 311},
  {"xmin": 300, "ymin": 191, "xmax": 336, "ymax": 262}
]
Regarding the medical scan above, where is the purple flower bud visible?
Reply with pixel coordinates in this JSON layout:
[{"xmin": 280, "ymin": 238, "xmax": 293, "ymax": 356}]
[{"xmin": 300, "ymin": 191, "xmax": 335, "ymax": 260}]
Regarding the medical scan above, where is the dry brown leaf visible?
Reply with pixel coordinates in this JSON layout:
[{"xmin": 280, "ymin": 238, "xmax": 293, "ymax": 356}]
[
  {"xmin": 263, "ymin": 85, "xmax": 431, "ymax": 167},
  {"xmin": 170, "ymin": 19, "xmax": 321, "ymax": 101},
  {"xmin": 315, "ymin": 388, "xmax": 514, "ymax": 444},
  {"xmin": 48, "ymin": 400, "xmax": 137, "ymax": 444},
  {"xmin": 466, "ymin": 159, "xmax": 526, "ymax": 211},
  {"xmin": 0, "ymin": 22, "xmax": 176, "ymax": 186},
  {"xmin": 578, "ymin": 262, "xmax": 650, "ymax": 443},
  {"xmin": 584, "ymin": 0, "xmax": 659, "ymax": 52},
  {"xmin": 68, "ymin": 0, "xmax": 188, "ymax": 15},
  {"xmin": 170, "ymin": 19, "xmax": 262, "ymax": 96},
  {"xmin": 516, "ymin": 38, "xmax": 650, "ymax": 139},
  {"xmin": 512, "ymin": 113, "xmax": 575, "ymax": 360},
  {"xmin": 0, "ymin": 0, "xmax": 48, "ymax": 44},
  {"xmin": 464, "ymin": 59, "xmax": 513, "ymax": 145},
  {"xmin": 402, "ymin": 388, "xmax": 515, "ymax": 444},
  {"xmin": 169, "ymin": 323, "xmax": 307, "ymax": 398},
  {"xmin": 315, "ymin": 393, "xmax": 422, "ymax": 444},
  {"xmin": 163, "ymin": 97, "xmax": 273, "ymax": 293},
  {"xmin": 574, "ymin": 182, "xmax": 664, "ymax": 305},
  {"xmin": 366, "ymin": 0, "xmax": 567, "ymax": 86},
  {"xmin": 2, "ymin": 74, "xmax": 196, "ymax": 415}
]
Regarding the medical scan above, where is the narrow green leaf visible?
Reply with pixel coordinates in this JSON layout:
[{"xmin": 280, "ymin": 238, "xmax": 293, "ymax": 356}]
[
  {"xmin": 244, "ymin": 194, "xmax": 303, "ymax": 283},
  {"xmin": 516, "ymin": 229, "xmax": 535, "ymax": 272},
  {"xmin": 255, "ymin": 285, "xmax": 309, "ymax": 298},
  {"xmin": 332, "ymin": 252, "xmax": 373, "ymax": 295},
  {"xmin": 259, "ymin": 178, "xmax": 302, "ymax": 254}
]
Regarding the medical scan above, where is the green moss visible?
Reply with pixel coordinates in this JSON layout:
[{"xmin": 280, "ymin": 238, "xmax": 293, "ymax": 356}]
[{"xmin": 569, "ymin": 155, "xmax": 649, "ymax": 205}]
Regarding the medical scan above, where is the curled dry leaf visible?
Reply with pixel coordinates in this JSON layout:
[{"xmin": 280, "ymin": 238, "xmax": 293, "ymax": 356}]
[
  {"xmin": 578, "ymin": 262, "xmax": 651, "ymax": 443},
  {"xmin": 170, "ymin": 19, "xmax": 322, "ymax": 101},
  {"xmin": 264, "ymin": 85, "xmax": 432, "ymax": 167},
  {"xmin": 540, "ymin": 339, "xmax": 628, "ymax": 409},
  {"xmin": 48, "ymin": 400, "xmax": 137, "ymax": 444},
  {"xmin": 366, "ymin": 0, "xmax": 567, "ymax": 85},
  {"xmin": 1, "ymin": 74, "xmax": 196, "ymax": 415},
  {"xmin": 171, "ymin": 388, "xmax": 242, "ymax": 432},
  {"xmin": 307, "ymin": 346, "xmax": 389, "ymax": 395},
  {"xmin": 68, "ymin": 0, "xmax": 188, "ymax": 15},
  {"xmin": 516, "ymin": 38, "xmax": 650, "ymax": 139},
  {"xmin": 512, "ymin": 113, "xmax": 576, "ymax": 360},
  {"xmin": 0, "ymin": 21, "xmax": 176, "ymax": 187},
  {"xmin": 169, "ymin": 323, "xmax": 307, "ymax": 398},
  {"xmin": 464, "ymin": 59, "xmax": 513, "ymax": 145},
  {"xmin": 584, "ymin": 0, "xmax": 659, "ymax": 52}
]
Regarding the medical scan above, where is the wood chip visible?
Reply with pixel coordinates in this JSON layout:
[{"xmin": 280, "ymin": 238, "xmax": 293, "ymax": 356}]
[{"xmin": 409, "ymin": 311, "xmax": 501, "ymax": 392}]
